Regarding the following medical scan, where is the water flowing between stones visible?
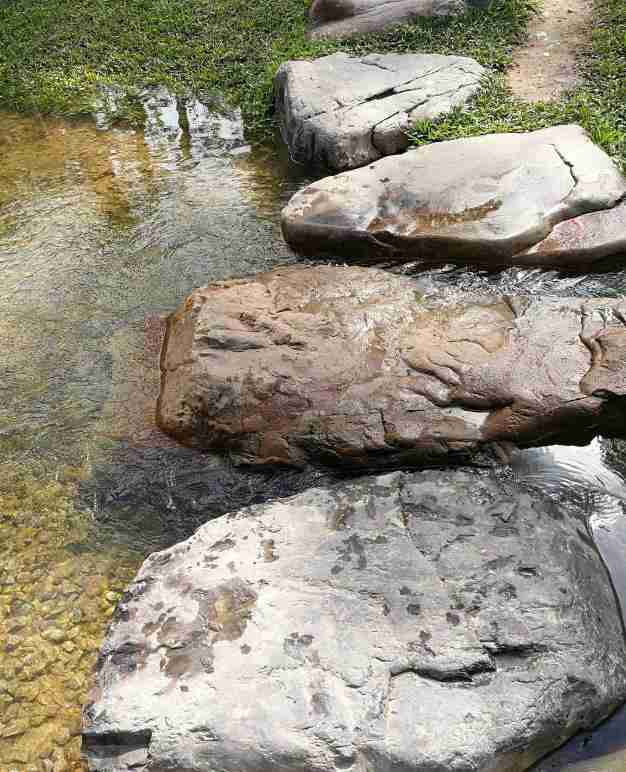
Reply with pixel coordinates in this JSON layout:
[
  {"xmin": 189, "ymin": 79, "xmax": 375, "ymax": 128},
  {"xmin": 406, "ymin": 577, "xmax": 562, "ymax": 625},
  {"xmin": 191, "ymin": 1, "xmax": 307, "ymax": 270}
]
[{"xmin": 1, "ymin": 91, "xmax": 626, "ymax": 770}]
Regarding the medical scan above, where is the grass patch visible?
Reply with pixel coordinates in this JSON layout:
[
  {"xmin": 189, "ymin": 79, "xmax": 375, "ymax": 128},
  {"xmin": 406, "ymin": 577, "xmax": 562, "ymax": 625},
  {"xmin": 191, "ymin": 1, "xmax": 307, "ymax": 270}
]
[
  {"xmin": 409, "ymin": 0, "xmax": 626, "ymax": 170},
  {"xmin": 0, "ymin": 0, "xmax": 532, "ymax": 133},
  {"xmin": 0, "ymin": 0, "xmax": 622, "ymax": 164}
]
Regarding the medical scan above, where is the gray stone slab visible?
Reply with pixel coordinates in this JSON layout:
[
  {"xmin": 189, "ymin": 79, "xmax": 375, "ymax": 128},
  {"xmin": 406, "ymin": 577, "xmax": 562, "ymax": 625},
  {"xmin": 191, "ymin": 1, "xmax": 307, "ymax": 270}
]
[
  {"xmin": 281, "ymin": 124, "xmax": 626, "ymax": 269},
  {"xmin": 275, "ymin": 52, "xmax": 484, "ymax": 171},
  {"xmin": 82, "ymin": 469, "xmax": 626, "ymax": 772}
]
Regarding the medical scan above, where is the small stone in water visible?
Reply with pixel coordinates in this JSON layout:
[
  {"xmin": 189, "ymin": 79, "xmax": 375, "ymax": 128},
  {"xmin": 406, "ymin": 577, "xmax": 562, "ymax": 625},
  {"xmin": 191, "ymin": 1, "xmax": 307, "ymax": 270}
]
[
  {"xmin": 4, "ymin": 636, "xmax": 20, "ymax": 652},
  {"xmin": 55, "ymin": 727, "xmax": 72, "ymax": 746},
  {"xmin": 43, "ymin": 628, "xmax": 65, "ymax": 644}
]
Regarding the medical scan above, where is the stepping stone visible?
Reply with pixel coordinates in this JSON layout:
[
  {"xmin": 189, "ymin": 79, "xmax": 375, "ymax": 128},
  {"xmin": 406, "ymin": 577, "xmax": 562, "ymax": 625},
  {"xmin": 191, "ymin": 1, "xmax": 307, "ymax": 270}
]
[
  {"xmin": 275, "ymin": 52, "xmax": 484, "ymax": 171},
  {"xmin": 518, "ymin": 199, "xmax": 626, "ymax": 268},
  {"xmin": 281, "ymin": 124, "xmax": 626, "ymax": 270},
  {"xmin": 309, "ymin": 0, "xmax": 487, "ymax": 39},
  {"xmin": 83, "ymin": 469, "xmax": 626, "ymax": 772},
  {"xmin": 155, "ymin": 265, "xmax": 626, "ymax": 470}
]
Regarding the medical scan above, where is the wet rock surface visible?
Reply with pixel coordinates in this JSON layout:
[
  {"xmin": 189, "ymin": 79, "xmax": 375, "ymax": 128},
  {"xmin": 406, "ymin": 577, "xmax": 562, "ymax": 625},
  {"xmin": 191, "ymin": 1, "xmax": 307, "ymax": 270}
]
[
  {"xmin": 275, "ymin": 52, "xmax": 484, "ymax": 171},
  {"xmin": 309, "ymin": 0, "xmax": 480, "ymax": 39},
  {"xmin": 82, "ymin": 469, "xmax": 626, "ymax": 772},
  {"xmin": 518, "ymin": 200, "xmax": 626, "ymax": 268},
  {"xmin": 156, "ymin": 264, "xmax": 626, "ymax": 469},
  {"xmin": 281, "ymin": 124, "xmax": 626, "ymax": 269}
]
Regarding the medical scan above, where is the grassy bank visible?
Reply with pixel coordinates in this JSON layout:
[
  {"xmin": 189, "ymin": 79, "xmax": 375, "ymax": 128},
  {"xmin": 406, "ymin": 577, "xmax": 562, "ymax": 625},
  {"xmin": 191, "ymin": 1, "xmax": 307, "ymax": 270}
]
[
  {"xmin": 0, "ymin": 0, "xmax": 623, "ymax": 166},
  {"xmin": 0, "ymin": 0, "xmax": 532, "ymax": 129},
  {"xmin": 410, "ymin": 0, "xmax": 625, "ymax": 170}
]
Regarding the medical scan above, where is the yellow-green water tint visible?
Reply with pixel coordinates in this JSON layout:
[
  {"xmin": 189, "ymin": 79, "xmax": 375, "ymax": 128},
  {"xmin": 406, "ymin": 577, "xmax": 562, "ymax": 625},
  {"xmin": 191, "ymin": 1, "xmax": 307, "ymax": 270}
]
[
  {"xmin": 0, "ymin": 463, "xmax": 140, "ymax": 771},
  {"xmin": 0, "ymin": 97, "xmax": 309, "ymax": 770}
]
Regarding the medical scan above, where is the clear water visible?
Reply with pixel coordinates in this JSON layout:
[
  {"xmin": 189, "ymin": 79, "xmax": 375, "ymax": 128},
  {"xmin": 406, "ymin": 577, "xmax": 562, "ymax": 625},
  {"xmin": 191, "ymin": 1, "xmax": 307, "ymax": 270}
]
[
  {"xmin": 0, "ymin": 95, "xmax": 313, "ymax": 770},
  {"xmin": 1, "ymin": 92, "xmax": 625, "ymax": 770}
]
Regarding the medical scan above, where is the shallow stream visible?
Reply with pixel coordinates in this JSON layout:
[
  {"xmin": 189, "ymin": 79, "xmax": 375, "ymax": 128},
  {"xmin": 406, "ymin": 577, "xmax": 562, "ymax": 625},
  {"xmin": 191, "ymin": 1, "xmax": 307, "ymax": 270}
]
[{"xmin": 1, "ymin": 93, "xmax": 626, "ymax": 770}]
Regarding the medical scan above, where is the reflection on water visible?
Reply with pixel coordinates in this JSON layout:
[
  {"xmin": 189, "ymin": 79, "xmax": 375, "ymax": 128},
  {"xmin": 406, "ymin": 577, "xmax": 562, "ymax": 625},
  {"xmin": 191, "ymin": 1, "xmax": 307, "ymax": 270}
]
[
  {"xmin": 533, "ymin": 704, "xmax": 626, "ymax": 771},
  {"xmin": 1, "ymin": 86, "xmax": 626, "ymax": 770},
  {"xmin": 512, "ymin": 439, "xmax": 626, "ymax": 771}
]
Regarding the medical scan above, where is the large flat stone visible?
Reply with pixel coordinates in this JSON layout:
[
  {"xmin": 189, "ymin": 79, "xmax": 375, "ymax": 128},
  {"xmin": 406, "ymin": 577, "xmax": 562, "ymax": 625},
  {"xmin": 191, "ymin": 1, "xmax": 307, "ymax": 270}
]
[
  {"xmin": 281, "ymin": 124, "xmax": 626, "ymax": 269},
  {"xmin": 309, "ymin": 0, "xmax": 481, "ymax": 39},
  {"xmin": 155, "ymin": 265, "xmax": 626, "ymax": 469},
  {"xmin": 82, "ymin": 470, "xmax": 626, "ymax": 772},
  {"xmin": 275, "ymin": 53, "xmax": 484, "ymax": 171}
]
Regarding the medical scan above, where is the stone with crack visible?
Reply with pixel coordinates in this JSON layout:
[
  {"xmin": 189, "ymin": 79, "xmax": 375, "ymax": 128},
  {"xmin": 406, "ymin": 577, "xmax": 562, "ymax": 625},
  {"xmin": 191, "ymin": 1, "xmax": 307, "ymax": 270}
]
[
  {"xmin": 82, "ymin": 469, "xmax": 626, "ymax": 772},
  {"xmin": 274, "ymin": 52, "xmax": 484, "ymax": 171},
  {"xmin": 281, "ymin": 124, "xmax": 626, "ymax": 270},
  {"xmin": 309, "ymin": 0, "xmax": 483, "ymax": 39},
  {"xmin": 155, "ymin": 264, "xmax": 626, "ymax": 469}
]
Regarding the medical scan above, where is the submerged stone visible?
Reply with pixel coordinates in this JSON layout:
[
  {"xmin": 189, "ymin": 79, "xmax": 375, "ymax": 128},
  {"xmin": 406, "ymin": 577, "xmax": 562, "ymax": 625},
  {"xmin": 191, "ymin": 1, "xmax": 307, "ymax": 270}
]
[
  {"xmin": 281, "ymin": 124, "xmax": 626, "ymax": 270},
  {"xmin": 309, "ymin": 0, "xmax": 481, "ymax": 39},
  {"xmin": 82, "ymin": 469, "xmax": 626, "ymax": 772},
  {"xmin": 155, "ymin": 265, "xmax": 626, "ymax": 470},
  {"xmin": 275, "ymin": 52, "xmax": 484, "ymax": 171}
]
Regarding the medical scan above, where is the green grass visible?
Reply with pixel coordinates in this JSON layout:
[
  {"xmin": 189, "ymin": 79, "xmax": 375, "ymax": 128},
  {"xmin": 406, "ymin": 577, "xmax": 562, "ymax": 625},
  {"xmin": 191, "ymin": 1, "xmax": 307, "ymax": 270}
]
[
  {"xmin": 409, "ymin": 0, "xmax": 626, "ymax": 170},
  {"xmin": 0, "ymin": 0, "xmax": 623, "ymax": 167},
  {"xmin": 0, "ymin": 0, "xmax": 532, "ymax": 133}
]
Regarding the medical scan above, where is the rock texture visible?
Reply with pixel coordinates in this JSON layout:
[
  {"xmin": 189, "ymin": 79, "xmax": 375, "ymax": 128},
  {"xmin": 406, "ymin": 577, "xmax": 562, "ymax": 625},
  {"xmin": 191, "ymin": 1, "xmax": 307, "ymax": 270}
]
[
  {"xmin": 155, "ymin": 265, "xmax": 626, "ymax": 469},
  {"xmin": 275, "ymin": 53, "xmax": 484, "ymax": 171},
  {"xmin": 309, "ymin": 0, "xmax": 484, "ymax": 39},
  {"xmin": 82, "ymin": 470, "xmax": 626, "ymax": 772},
  {"xmin": 281, "ymin": 124, "xmax": 626, "ymax": 270},
  {"xmin": 518, "ymin": 199, "xmax": 626, "ymax": 268}
]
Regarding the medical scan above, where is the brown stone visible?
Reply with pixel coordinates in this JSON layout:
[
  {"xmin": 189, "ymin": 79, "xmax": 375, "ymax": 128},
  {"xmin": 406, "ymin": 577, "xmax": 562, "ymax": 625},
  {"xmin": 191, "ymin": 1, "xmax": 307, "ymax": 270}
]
[{"xmin": 157, "ymin": 265, "xmax": 626, "ymax": 469}]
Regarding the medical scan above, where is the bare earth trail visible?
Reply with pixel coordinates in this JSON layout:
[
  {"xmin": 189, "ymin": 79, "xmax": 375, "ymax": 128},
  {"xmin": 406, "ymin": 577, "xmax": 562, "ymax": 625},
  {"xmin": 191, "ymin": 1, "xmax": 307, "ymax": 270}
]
[{"xmin": 507, "ymin": 0, "xmax": 594, "ymax": 101}]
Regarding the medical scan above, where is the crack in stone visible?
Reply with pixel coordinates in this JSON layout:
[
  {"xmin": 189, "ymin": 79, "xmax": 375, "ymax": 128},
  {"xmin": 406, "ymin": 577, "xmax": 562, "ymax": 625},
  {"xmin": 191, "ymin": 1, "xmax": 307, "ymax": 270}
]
[
  {"xmin": 307, "ymin": 61, "xmax": 468, "ymax": 122},
  {"xmin": 550, "ymin": 142, "xmax": 579, "ymax": 190},
  {"xmin": 365, "ymin": 76, "xmax": 483, "ymax": 159},
  {"xmin": 390, "ymin": 658, "xmax": 496, "ymax": 684},
  {"xmin": 359, "ymin": 57, "xmax": 398, "ymax": 73}
]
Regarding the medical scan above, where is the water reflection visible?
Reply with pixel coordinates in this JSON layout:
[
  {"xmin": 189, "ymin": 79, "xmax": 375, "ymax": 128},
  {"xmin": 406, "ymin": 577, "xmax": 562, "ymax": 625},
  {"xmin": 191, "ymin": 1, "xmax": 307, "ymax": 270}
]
[{"xmin": 512, "ymin": 439, "xmax": 626, "ymax": 771}]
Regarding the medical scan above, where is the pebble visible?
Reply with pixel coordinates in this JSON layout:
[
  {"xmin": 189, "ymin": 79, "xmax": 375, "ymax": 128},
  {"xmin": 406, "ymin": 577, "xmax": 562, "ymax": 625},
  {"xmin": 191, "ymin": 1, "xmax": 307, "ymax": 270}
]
[
  {"xmin": 0, "ymin": 470, "xmax": 141, "ymax": 769},
  {"xmin": 4, "ymin": 636, "xmax": 20, "ymax": 652},
  {"xmin": 1, "ymin": 718, "xmax": 28, "ymax": 738},
  {"xmin": 55, "ymin": 727, "xmax": 72, "ymax": 746},
  {"xmin": 43, "ymin": 628, "xmax": 66, "ymax": 643}
]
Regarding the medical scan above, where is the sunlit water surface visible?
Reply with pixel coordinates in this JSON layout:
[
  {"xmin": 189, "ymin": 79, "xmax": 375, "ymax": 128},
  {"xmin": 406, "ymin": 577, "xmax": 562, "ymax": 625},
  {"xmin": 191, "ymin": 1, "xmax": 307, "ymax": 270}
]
[{"xmin": 1, "ymin": 93, "xmax": 626, "ymax": 770}]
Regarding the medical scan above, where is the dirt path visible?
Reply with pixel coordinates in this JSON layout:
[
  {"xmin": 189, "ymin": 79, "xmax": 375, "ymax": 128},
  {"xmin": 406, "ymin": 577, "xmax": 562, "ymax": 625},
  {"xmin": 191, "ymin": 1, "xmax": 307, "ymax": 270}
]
[{"xmin": 507, "ymin": 0, "xmax": 594, "ymax": 101}]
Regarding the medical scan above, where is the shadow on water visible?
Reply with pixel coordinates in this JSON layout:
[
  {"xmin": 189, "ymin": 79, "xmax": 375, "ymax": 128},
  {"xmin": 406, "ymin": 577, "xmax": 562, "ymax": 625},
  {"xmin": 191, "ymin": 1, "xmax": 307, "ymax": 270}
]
[{"xmin": 2, "ymin": 86, "xmax": 626, "ymax": 769}]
